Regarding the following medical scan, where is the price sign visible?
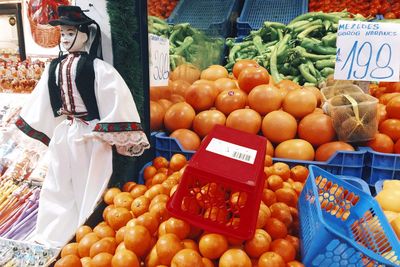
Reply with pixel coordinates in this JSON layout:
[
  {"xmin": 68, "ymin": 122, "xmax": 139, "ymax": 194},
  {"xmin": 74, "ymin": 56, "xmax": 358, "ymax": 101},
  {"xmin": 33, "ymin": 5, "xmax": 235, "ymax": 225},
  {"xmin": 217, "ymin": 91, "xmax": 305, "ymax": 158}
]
[
  {"xmin": 149, "ymin": 34, "xmax": 169, "ymax": 86},
  {"xmin": 334, "ymin": 20, "xmax": 400, "ymax": 82}
]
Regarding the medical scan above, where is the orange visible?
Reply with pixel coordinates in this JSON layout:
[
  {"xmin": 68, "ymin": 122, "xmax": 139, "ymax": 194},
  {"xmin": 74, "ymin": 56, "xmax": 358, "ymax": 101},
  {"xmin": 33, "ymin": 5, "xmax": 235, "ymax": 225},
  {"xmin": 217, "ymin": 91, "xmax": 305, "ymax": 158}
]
[
  {"xmin": 149, "ymin": 194, "xmax": 170, "ymax": 210},
  {"xmin": 115, "ymin": 226, "xmax": 126, "ymax": 244},
  {"xmin": 219, "ymin": 249, "xmax": 252, "ymax": 267},
  {"xmin": 386, "ymin": 95, "xmax": 400, "ymax": 119},
  {"xmin": 122, "ymin": 181, "xmax": 137, "ymax": 192},
  {"xmin": 244, "ymin": 229, "xmax": 272, "ymax": 258},
  {"xmin": 93, "ymin": 224, "xmax": 115, "ymax": 239},
  {"xmin": 106, "ymin": 207, "xmax": 132, "ymax": 231},
  {"xmin": 135, "ymin": 212, "xmax": 159, "ymax": 235},
  {"xmin": 270, "ymin": 238, "xmax": 296, "ymax": 262},
  {"xmin": 152, "ymin": 156, "xmax": 169, "ymax": 169},
  {"xmin": 150, "ymin": 202, "xmax": 170, "ymax": 223},
  {"xmin": 152, "ymin": 173, "xmax": 168, "ymax": 186},
  {"xmin": 290, "ymin": 166, "xmax": 309, "ymax": 183},
  {"xmin": 287, "ymin": 261, "xmax": 305, "ymax": 267},
  {"xmin": 89, "ymin": 237, "xmax": 117, "ymax": 258},
  {"xmin": 258, "ymin": 251, "xmax": 285, "ymax": 267},
  {"xmin": 145, "ymin": 184, "xmax": 167, "ymax": 200},
  {"xmin": 102, "ymin": 205, "xmax": 114, "ymax": 223},
  {"xmin": 285, "ymin": 235, "xmax": 300, "ymax": 254},
  {"xmin": 269, "ymin": 202, "xmax": 293, "ymax": 227},
  {"xmin": 262, "ymin": 188, "xmax": 276, "ymax": 206},
  {"xmin": 91, "ymin": 252, "xmax": 113, "ymax": 267},
  {"xmin": 272, "ymin": 163, "xmax": 291, "ymax": 180},
  {"xmin": 156, "ymin": 233, "xmax": 184, "ymax": 265},
  {"xmin": 124, "ymin": 225, "xmax": 152, "ymax": 257},
  {"xmin": 202, "ymin": 257, "xmax": 215, "ymax": 267},
  {"xmin": 130, "ymin": 184, "xmax": 147, "ymax": 199},
  {"xmin": 204, "ymin": 207, "xmax": 228, "ymax": 223},
  {"xmin": 264, "ymin": 218, "xmax": 287, "ymax": 240},
  {"xmin": 131, "ymin": 195, "xmax": 150, "ymax": 217},
  {"xmin": 54, "ymin": 254, "xmax": 81, "ymax": 267},
  {"xmin": 181, "ymin": 239, "xmax": 199, "ymax": 251},
  {"xmin": 158, "ymin": 221, "xmax": 168, "ymax": 236},
  {"xmin": 267, "ymin": 175, "xmax": 284, "ymax": 191},
  {"xmin": 199, "ymin": 233, "xmax": 228, "ymax": 259},
  {"xmin": 61, "ymin": 242, "xmax": 79, "ymax": 258},
  {"xmin": 146, "ymin": 245, "xmax": 160, "ymax": 267},
  {"xmin": 75, "ymin": 225, "xmax": 92, "ymax": 243},
  {"xmin": 169, "ymin": 154, "xmax": 187, "ymax": 171},
  {"xmin": 165, "ymin": 218, "xmax": 191, "ymax": 239},
  {"xmin": 171, "ymin": 249, "xmax": 204, "ymax": 267},
  {"xmin": 115, "ymin": 242, "xmax": 126, "ymax": 254},
  {"xmin": 103, "ymin": 188, "xmax": 121, "ymax": 205},
  {"xmin": 111, "ymin": 249, "xmax": 140, "ymax": 267},
  {"xmin": 80, "ymin": 257, "xmax": 92, "ymax": 267},
  {"xmin": 78, "ymin": 232, "xmax": 100, "ymax": 258},
  {"xmin": 144, "ymin": 165, "xmax": 157, "ymax": 181},
  {"xmin": 275, "ymin": 188, "xmax": 298, "ymax": 207}
]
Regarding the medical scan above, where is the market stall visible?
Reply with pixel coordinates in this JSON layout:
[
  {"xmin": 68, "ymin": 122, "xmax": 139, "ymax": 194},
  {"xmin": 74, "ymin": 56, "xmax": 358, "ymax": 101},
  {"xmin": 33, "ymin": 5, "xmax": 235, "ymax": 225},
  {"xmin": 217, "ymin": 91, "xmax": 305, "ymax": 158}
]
[{"xmin": 1, "ymin": 0, "xmax": 400, "ymax": 266}]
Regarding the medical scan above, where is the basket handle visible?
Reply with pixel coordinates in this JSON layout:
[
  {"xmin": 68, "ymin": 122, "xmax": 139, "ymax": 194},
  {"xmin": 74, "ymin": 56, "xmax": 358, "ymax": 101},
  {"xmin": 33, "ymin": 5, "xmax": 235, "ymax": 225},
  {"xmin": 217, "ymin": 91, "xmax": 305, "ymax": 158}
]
[{"xmin": 343, "ymin": 94, "xmax": 360, "ymax": 122}]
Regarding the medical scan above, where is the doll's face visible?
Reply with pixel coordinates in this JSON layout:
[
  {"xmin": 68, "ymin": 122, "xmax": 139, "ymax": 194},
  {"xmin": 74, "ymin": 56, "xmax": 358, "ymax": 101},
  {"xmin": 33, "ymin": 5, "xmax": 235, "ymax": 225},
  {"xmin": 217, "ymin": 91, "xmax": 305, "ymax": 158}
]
[{"xmin": 60, "ymin": 25, "xmax": 88, "ymax": 52}]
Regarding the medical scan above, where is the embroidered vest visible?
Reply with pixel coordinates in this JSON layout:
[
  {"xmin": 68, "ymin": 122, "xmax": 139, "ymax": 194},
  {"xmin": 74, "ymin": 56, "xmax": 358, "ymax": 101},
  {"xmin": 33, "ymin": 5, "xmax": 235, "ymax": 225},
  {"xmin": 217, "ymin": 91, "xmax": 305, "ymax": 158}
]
[{"xmin": 48, "ymin": 53, "xmax": 100, "ymax": 120}]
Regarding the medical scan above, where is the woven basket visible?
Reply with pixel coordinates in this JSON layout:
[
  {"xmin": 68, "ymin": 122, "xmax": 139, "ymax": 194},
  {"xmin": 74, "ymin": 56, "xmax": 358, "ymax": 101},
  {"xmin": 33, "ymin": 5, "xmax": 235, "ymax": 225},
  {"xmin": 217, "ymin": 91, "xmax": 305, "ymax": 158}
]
[{"xmin": 28, "ymin": 16, "xmax": 60, "ymax": 48}]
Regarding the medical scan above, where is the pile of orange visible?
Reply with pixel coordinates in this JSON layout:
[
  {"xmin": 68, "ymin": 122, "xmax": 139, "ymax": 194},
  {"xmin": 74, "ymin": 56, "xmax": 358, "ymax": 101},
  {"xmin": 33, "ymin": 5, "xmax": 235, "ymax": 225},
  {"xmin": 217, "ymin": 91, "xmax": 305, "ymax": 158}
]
[
  {"xmin": 369, "ymin": 82, "xmax": 400, "ymax": 154},
  {"xmin": 150, "ymin": 61, "xmax": 359, "ymax": 162},
  {"xmin": 55, "ymin": 154, "xmax": 307, "ymax": 267}
]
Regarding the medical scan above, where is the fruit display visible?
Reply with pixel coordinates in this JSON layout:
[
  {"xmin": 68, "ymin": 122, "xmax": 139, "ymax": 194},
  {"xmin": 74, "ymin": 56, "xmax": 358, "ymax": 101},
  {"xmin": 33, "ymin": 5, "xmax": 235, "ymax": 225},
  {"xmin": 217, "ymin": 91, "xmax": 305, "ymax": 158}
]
[
  {"xmin": 54, "ymin": 154, "xmax": 307, "ymax": 267},
  {"xmin": 150, "ymin": 61, "xmax": 369, "ymax": 163}
]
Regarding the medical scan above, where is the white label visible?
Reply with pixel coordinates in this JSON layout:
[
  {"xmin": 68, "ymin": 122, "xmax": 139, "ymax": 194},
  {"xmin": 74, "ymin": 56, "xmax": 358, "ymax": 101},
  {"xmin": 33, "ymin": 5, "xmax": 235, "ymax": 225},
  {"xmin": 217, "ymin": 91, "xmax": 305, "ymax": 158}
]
[
  {"xmin": 334, "ymin": 20, "xmax": 400, "ymax": 82},
  {"xmin": 148, "ymin": 34, "xmax": 170, "ymax": 86},
  {"xmin": 206, "ymin": 138, "xmax": 257, "ymax": 164}
]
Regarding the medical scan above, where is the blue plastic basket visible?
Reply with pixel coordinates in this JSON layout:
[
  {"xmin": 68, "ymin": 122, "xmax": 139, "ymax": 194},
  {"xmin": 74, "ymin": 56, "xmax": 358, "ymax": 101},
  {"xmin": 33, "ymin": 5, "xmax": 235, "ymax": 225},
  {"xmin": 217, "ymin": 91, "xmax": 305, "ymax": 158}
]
[
  {"xmin": 363, "ymin": 148, "xmax": 400, "ymax": 186},
  {"xmin": 154, "ymin": 132, "xmax": 195, "ymax": 160},
  {"xmin": 339, "ymin": 176, "xmax": 371, "ymax": 195},
  {"xmin": 375, "ymin": 180, "xmax": 384, "ymax": 195},
  {"xmin": 299, "ymin": 165, "xmax": 400, "ymax": 266},
  {"xmin": 236, "ymin": 0, "xmax": 308, "ymax": 37},
  {"xmin": 167, "ymin": 0, "xmax": 240, "ymax": 38}
]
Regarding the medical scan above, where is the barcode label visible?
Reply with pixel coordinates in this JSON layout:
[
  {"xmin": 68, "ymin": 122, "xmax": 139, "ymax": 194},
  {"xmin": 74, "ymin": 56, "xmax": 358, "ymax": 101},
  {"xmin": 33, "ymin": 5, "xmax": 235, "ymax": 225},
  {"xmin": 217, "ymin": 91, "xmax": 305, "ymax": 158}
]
[
  {"xmin": 206, "ymin": 138, "xmax": 257, "ymax": 164},
  {"xmin": 232, "ymin": 151, "xmax": 251, "ymax": 162}
]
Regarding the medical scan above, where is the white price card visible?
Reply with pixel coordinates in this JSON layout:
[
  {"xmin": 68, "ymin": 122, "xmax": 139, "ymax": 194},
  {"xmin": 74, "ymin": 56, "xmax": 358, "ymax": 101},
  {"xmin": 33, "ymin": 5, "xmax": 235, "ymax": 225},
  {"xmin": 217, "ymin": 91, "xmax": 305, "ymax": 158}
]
[
  {"xmin": 149, "ymin": 34, "xmax": 170, "ymax": 86},
  {"xmin": 334, "ymin": 20, "xmax": 400, "ymax": 82},
  {"xmin": 206, "ymin": 138, "xmax": 257, "ymax": 164}
]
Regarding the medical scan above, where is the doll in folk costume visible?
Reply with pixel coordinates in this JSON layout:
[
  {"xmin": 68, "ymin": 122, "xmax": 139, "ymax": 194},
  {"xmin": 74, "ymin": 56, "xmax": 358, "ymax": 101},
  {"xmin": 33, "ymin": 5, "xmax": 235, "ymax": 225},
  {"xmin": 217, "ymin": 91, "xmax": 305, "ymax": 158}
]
[{"xmin": 15, "ymin": 5, "xmax": 149, "ymax": 247}]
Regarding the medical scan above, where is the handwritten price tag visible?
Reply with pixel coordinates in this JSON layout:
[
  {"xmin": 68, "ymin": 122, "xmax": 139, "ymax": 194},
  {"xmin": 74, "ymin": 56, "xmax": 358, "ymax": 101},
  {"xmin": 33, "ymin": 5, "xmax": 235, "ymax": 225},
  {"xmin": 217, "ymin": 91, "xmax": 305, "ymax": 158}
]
[
  {"xmin": 149, "ymin": 34, "xmax": 169, "ymax": 86},
  {"xmin": 334, "ymin": 20, "xmax": 400, "ymax": 82}
]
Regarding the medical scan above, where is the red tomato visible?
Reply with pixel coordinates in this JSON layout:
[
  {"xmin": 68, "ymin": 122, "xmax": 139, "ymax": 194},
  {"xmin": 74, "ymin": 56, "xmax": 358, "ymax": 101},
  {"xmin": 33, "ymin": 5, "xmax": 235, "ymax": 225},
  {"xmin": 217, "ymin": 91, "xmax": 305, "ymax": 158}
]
[
  {"xmin": 384, "ymin": 12, "xmax": 397, "ymax": 19},
  {"xmin": 232, "ymin": 60, "xmax": 259, "ymax": 79},
  {"xmin": 237, "ymin": 66, "xmax": 270, "ymax": 94}
]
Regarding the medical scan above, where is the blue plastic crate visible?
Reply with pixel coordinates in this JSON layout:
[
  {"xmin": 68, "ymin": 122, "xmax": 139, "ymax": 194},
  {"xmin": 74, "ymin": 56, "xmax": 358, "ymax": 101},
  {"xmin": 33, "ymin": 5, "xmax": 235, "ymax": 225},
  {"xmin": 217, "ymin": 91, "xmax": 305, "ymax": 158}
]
[
  {"xmin": 154, "ymin": 132, "xmax": 366, "ymax": 178},
  {"xmin": 299, "ymin": 165, "xmax": 400, "ymax": 266},
  {"xmin": 273, "ymin": 148, "xmax": 367, "ymax": 179},
  {"xmin": 339, "ymin": 176, "xmax": 371, "ymax": 195},
  {"xmin": 375, "ymin": 180, "xmax": 384, "ymax": 195},
  {"xmin": 155, "ymin": 132, "xmax": 195, "ymax": 160},
  {"xmin": 363, "ymin": 148, "xmax": 400, "ymax": 185},
  {"xmin": 167, "ymin": 0, "xmax": 240, "ymax": 38},
  {"xmin": 237, "ymin": 0, "xmax": 308, "ymax": 37}
]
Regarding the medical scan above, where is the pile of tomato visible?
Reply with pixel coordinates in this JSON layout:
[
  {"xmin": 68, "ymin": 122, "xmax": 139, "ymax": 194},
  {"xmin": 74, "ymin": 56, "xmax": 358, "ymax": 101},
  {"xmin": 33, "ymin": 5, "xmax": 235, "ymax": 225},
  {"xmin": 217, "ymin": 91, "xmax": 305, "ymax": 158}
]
[{"xmin": 309, "ymin": 0, "xmax": 400, "ymax": 18}]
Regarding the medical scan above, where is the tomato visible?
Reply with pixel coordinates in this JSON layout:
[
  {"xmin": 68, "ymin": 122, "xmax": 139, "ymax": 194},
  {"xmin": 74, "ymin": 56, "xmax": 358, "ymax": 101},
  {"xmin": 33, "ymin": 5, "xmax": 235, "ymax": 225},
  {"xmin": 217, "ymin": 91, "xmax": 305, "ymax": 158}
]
[
  {"xmin": 367, "ymin": 133, "xmax": 394, "ymax": 153},
  {"xmin": 384, "ymin": 12, "xmax": 397, "ymax": 19},
  {"xmin": 232, "ymin": 59, "xmax": 260, "ymax": 79},
  {"xmin": 237, "ymin": 66, "xmax": 270, "ymax": 94},
  {"xmin": 379, "ymin": 119, "xmax": 400, "ymax": 142},
  {"xmin": 315, "ymin": 142, "xmax": 355, "ymax": 162}
]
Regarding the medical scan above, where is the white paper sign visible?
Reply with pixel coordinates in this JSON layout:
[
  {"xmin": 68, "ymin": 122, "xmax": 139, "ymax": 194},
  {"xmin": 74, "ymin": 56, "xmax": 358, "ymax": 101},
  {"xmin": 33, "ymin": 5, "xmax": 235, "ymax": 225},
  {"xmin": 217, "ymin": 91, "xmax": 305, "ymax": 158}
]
[
  {"xmin": 149, "ymin": 34, "xmax": 169, "ymax": 86},
  {"xmin": 334, "ymin": 20, "xmax": 400, "ymax": 82},
  {"xmin": 206, "ymin": 138, "xmax": 257, "ymax": 164}
]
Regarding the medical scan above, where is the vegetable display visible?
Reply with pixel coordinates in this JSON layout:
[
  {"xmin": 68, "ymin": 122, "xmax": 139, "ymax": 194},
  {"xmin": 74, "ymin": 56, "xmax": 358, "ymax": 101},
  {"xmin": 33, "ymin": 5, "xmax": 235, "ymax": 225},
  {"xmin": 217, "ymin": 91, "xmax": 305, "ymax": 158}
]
[
  {"xmin": 148, "ymin": 16, "xmax": 224, "ymax": 70},
  {"xmin": 225, "ymin": 12, "xmax": 367, "ymax": 86}
]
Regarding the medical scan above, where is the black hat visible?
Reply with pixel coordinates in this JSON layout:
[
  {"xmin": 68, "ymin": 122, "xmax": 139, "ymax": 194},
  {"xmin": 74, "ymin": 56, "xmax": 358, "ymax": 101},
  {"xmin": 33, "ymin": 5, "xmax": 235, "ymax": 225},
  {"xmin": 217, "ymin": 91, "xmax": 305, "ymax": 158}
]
[{"xmin": 49, "ymin": 6, "xmax": 94, "ymax": 27}]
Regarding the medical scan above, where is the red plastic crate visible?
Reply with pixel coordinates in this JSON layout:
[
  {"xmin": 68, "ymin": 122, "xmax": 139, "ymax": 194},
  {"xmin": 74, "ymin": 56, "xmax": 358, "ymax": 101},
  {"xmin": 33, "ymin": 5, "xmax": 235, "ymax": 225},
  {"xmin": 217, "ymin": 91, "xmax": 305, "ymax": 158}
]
[{"xmin": 167, "ymin": 125, "xmax": 266, "ymax": 239}]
